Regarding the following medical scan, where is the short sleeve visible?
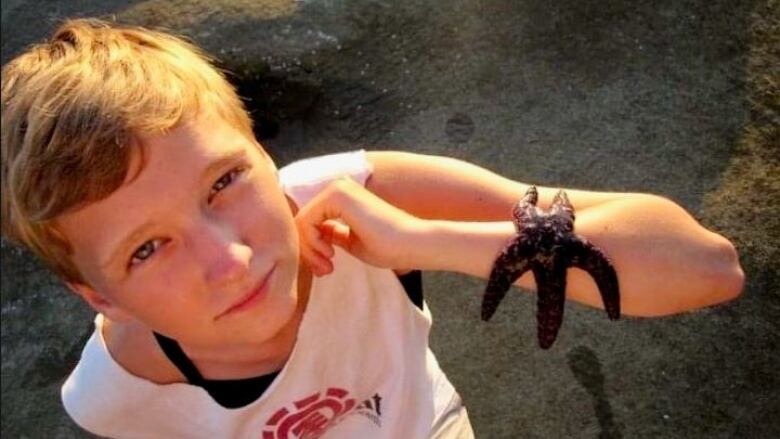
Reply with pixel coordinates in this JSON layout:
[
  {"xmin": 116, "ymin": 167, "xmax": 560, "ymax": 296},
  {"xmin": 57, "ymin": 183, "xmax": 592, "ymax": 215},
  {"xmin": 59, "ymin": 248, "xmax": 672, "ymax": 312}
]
[{"xmin": 278, "ymin": 149, "xmax": 374, "ymax": 208}]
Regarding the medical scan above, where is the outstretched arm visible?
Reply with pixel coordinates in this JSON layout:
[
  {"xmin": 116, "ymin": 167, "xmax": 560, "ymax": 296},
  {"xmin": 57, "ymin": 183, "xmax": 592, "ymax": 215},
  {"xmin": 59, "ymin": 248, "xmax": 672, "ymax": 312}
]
[
  {"xmin": 365, "ymin": 150, "xmax": 639, "ymax": 219},
  {"xmin": 408, "ymin": 197, "xmax": 743, "ymax": 316},
  {"xmin": 364, "ymin": 151, "xmax": 744, "ymax": 316}
]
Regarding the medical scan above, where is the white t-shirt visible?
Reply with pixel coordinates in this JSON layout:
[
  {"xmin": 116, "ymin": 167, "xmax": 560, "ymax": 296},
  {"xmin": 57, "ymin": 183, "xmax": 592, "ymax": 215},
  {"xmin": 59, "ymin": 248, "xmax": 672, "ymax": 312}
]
[{"xmin": 62, "ymin": 150, "xmax": 471, "ymax": 438}]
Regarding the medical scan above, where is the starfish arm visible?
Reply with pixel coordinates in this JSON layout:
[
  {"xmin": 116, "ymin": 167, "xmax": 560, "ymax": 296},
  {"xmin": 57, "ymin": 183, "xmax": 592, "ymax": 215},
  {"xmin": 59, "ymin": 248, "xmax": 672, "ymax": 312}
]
[
  {"xmin": 550, "ymin": 189, "xmax": 575, "ymax": 224},
  {"xmin": 512, "ymin": 186, "xmax": 540, "ymax": 230},
  {"xmin": 523, "ymin": 185, "xmax": 539, "ymax": 205},
  {"xmin": 534, "ymin": 263, "xmax": 568, "ymax": 349},
  {"xmin": 567, "ymin": 237, "xmax": 621, "ymax": 320},
  {"xmin": 481, "ymin": 237, "xmax": 533, "ymax": 321},
  {"xmin": 511, "ymin": 205, "xmax": 527, "ymax": 232}
]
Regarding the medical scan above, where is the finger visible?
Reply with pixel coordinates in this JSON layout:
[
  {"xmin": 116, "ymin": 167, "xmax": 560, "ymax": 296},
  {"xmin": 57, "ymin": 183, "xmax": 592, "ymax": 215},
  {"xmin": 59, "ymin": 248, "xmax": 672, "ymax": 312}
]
[
  {"xmin": 297, "ymin": 214, "xmax": 335, "ymax": 260},
  {"xmin": 300, "ymin": 243, "xmax": 333, "ymax": 276},
  {"xmin": 312, "ymin": 224, "xmax": 336, "ymax": 258},
  {"xmin": 322, "ymin": 220, "xmax": 352, "ymax": 249}
]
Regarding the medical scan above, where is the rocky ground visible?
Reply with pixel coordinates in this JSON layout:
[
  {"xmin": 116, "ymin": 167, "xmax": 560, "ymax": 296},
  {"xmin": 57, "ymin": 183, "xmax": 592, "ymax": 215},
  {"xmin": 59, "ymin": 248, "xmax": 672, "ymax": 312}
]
[{"xmin": 2, "ymin": 0, "xmax": 778, "ymax": 437}]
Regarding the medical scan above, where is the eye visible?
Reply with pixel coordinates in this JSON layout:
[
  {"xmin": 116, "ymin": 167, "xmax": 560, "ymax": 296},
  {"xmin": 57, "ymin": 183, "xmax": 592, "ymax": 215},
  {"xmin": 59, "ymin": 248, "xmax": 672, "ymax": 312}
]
[
  {"xmin": 208, "ymin": 167, "xmax": 244, "ymax": 202},
  {"xmin": 129, "ymin": 239, "xmax": 164, "ymax": 267}
]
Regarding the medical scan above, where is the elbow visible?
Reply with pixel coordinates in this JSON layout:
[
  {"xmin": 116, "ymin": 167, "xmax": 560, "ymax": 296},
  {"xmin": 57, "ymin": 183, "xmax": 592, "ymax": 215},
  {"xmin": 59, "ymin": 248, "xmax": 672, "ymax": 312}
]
[
  {"xmin": 692, "ymin": 235, "xmax": 745, "ymax": 310},
  {"xmin": 630, "ymin": 235, "xmax": 745, "ymax": 318},
  {"xmin": 712, "ymin": 238, "xmax": 745, "ymax": 303},
  {"xmin": 659, "ymin": 197, "xmax": 746, "ymax": 307}
]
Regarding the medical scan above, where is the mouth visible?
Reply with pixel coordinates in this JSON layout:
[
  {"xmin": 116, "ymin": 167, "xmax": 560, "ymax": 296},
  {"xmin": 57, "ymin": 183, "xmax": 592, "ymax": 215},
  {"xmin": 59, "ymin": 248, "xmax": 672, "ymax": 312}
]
[{"xmin": 215, "ymin": 264, "xmax": 276, "ymax": 320}]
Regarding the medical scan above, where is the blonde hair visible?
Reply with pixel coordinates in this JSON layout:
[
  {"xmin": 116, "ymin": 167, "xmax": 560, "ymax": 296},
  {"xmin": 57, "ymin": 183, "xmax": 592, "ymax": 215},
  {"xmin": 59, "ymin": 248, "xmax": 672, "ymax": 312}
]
[{"xmin": 1, "ymin": 18, "xmax": 255, "ymax": 283}]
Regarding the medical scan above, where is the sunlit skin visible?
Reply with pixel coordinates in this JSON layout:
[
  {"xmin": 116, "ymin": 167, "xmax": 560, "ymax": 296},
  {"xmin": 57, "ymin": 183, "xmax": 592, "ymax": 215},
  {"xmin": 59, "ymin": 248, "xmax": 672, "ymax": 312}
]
[
  {"xmin": 57, "ymin": 115, "xmax": 313, "ymax": 380},
  {"xmin": 52, "ymin": 115, "xmax": 746, "ymax": 383}
]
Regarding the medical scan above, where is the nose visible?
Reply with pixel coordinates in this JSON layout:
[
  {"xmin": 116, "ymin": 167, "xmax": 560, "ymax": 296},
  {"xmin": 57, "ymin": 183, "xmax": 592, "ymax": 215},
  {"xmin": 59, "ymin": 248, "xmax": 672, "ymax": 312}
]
[{"xmin": 189, "ymin": 219, "xmax": 253, "ymax": 287}]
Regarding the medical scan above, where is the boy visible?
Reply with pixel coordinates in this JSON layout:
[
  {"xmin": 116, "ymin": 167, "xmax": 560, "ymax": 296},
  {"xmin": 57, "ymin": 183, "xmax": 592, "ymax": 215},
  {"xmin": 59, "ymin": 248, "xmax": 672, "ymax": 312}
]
[{"xmin": 1, "ymin": 18, "xmax": 743, "ymax": 438}]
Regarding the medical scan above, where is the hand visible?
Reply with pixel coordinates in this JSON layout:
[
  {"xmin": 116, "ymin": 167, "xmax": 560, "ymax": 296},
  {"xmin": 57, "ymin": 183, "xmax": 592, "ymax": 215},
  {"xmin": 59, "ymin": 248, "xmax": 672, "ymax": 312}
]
[{"xmin": 294, "ymin": 176, "xmax": 423, "ymax": 276}]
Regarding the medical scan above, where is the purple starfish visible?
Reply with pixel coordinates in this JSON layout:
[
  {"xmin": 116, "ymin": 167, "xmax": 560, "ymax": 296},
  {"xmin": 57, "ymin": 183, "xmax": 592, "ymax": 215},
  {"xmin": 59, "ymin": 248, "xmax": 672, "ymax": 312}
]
[{"xmin": 481, "ymin": 186, "xmax": 621, "ymax": 349}]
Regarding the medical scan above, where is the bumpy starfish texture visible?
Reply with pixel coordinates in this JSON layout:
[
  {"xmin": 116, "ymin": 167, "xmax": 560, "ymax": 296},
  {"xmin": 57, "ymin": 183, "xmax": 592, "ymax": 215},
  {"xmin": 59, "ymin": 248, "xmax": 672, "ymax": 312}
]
[{"xmin": 481, "ymin": 186, "xmax": 621, "ymax": 349}]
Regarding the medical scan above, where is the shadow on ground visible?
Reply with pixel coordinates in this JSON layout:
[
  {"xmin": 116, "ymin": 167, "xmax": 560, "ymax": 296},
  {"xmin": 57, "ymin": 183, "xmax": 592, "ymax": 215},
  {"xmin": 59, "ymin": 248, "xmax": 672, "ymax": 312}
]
[{"xmin": 2, "ymin": 0, "xmax": 778, "ymax": 438}]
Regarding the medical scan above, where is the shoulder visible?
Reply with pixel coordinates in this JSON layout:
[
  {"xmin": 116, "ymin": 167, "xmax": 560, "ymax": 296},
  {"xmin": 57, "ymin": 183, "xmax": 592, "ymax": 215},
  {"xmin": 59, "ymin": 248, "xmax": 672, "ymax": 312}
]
[
  {"xmin": 279, "ymin": 149, "xmax": 373, "ymax": 188},
  {"xmin": 61, "ymin": 317, "xmax": 192, "ymax": 437},
  {"xmin": 278, "ymin": 149, "xmax": 374, "ymax": 212},
  {"xmin": 61, "ymin": 318, "xmax": 160, "ymax": 435}
]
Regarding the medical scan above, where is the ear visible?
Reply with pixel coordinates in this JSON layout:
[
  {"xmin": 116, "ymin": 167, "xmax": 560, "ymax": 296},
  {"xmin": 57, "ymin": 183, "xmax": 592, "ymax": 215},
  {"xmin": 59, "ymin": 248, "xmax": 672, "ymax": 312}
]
[{"xmin": 66, "ymin": 282, "xmax": 134, "ymax": 322}]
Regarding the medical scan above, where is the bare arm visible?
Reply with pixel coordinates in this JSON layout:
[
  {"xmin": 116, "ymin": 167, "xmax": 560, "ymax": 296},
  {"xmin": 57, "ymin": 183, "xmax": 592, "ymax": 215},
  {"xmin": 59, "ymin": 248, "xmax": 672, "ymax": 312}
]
[
  {"xmin": 365, "ymin": 150, "xmax": 639, "ymax": 219},
  {"xmin": 364, "ymin": 150, "xmax": 744, "ymax": 316},
  {"xmin": 404, "ymin": 197, "xmax": 743, "ymax": 316}
]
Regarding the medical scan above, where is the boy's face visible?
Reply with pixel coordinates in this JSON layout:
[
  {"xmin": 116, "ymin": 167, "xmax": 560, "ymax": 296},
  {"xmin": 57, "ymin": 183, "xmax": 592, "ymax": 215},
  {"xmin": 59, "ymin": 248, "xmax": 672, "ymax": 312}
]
[{"xmin": 57, "ymin": 115, "xmax": 304, "ymax": 349}]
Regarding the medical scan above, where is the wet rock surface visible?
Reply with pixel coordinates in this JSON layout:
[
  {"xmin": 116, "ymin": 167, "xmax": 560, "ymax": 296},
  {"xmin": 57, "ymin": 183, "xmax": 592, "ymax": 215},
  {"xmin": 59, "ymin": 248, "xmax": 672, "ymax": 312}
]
[{"xmin": 2, "ymin": 1, "xmax": 778, "ymax": 437}]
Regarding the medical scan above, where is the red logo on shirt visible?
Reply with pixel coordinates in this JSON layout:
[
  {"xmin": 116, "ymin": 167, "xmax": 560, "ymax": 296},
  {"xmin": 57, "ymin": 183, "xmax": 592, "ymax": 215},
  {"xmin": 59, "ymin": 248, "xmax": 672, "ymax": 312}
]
[{"xmin": 262, "ymin": 387, "xmax": 357, "ymax": 439}]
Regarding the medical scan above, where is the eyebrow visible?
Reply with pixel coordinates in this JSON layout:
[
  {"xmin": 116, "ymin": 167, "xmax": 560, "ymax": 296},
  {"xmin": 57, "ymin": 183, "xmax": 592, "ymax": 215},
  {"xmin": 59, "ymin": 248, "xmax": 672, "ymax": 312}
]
[
  {"xmin": 201, "ymin": 149, "xmax": 249, "ymax": 183},
  {"xmin": 99, "ymin": 148, "xmax": 250, "ymax": 270}
]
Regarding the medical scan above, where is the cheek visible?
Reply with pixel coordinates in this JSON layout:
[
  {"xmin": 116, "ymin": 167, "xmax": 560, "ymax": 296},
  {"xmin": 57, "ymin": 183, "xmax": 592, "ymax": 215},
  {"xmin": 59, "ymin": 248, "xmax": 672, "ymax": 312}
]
[
  {"xmin": 122, "ymin": 254, "xmax": 196, "ymax": 305},
  {"xmin": 122, "ymin": 282, "xmax": 199, "ymax": 327},
  {"xmin": 243, "ymin": 189, "xmax": 298, "ymax": 242},
  {"xmin": 269, "ymin": 213, "xmax": 302, "ymax": 268}
]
